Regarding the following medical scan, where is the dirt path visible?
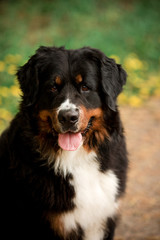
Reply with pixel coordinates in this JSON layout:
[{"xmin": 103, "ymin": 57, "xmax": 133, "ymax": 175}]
[{"xmin": 115, "ymin": 99, "xmax": 160, "ymax": 240}]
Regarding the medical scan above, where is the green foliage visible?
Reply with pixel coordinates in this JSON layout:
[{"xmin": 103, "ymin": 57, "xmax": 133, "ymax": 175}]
[
  {"xmin": 0, "ymin": 0, "xmax": 160, "ymax": 67},
  {"xmin": 0, "ymin": 0, "xmax": 160, "ymax": 132}
]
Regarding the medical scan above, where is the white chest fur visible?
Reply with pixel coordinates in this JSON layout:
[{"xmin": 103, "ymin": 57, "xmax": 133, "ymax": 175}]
[{"xmin": 54, "ymin": 147, "xmax": 119, "ymax": 240}]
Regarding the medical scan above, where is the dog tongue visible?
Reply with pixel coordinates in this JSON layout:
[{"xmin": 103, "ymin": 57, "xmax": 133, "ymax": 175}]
[{"xmin": 58, "ymin": 132, "xmax": 82, "ymax": 151}]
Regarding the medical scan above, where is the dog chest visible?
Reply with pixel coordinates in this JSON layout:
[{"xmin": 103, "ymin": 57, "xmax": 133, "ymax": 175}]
[{"xmin": 53, "ymin": 147, "xmax": 119, "ymax": 239}]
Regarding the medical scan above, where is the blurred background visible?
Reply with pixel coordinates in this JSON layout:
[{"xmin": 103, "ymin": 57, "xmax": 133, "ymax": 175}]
[{"xmin": 0, "ymin": 0, "xmax": 160, "ymax": 239}]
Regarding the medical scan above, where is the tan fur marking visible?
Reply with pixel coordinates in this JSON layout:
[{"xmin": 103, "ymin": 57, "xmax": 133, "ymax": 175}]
[
  {"xmin": 38, "ymin": 109, "xmax": 60, "ymax": 133},
  {"xmin": 55, "ymin": 76, "xmax": 62, "ymax": 85},
  {"xmin": 46, "ymin": 213, "xmax": 65, "ymax": 237},
  {"xmin": 79, "ymin": 106, "xmax": 109, "ymax": 152},
  {"xmin": 36, "ymin": 110, "xmax": 60, "ymax": 163},
  {"xmin": 79, "ymin": 106, "xmax": 102, "ymax": 130},
  {"xmin": 38, "ymin": 110, "xmax": 52, "ymax": 133},
  {"xmin": 39, "ymin": 110, "xmax": 51, "ymax": 122},
  {"xmin": 75, "ymin": 74, "xmax": 83, "ymax": 84}
]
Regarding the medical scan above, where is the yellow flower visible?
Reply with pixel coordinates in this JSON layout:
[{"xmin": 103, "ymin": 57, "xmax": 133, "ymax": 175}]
[
  {"xmin": 140, "ymin": 87, "xmax": 150, "ymax": 99},
  {"xmin": 131, "ymin": 76, "xmax": 144, "ymax": 88},
  {"xmin": 118, "ymin": 93, "xmax": 129, "ymax": 104},
  {"xmin": 0, "ymin": 120, "xmax": 6, "ymax": 134},
  {"xmin": 13, "ymin": 77, "xmax": 19, "ymax": 85},
  {"xmin": 148, "ymin": 75, "xmax": 160, "ymax": 87},
  {"xmin": 0, "ymin": 87, "xmax": 10, "ymax": 97},
  {"xmin": 7, "ymin": 64, "xmax": 17, "ymax": 75},
  {"xmin": 128, "ymin": 96, "xmax": 142, "ymax": 107},
  {"xmin": 14, "ymin": 54, "xmax": 22, "ymax": 62},
  {"xmin": 5, "ymin": 54, "xmax": 21, "ymax": 64},
  {"xmin": 110, "ymin": 55, "xmax": 120, "ymax": 63},
  {"xmin": 5, "ymin": 54, "xmax": 15, "ymax": 63},
  {"xmin": 10, "ymin": 85, "xmax": 21, "ymax": 97},
  {"xmin": 0, "ymin": 108, "xmax": 13, "ymax": 121},
  {"xmin": 124, "ymin": 54, "xmax": 144, "ymax": 71},
  {"xmin": 0, "ymin": 61, "xmax": 5, "ymax": 72}
]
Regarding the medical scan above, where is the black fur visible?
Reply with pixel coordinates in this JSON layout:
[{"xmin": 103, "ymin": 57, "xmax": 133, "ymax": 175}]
[{"xmin": 0, "ymin": 46, "xmax": 128, "ymax": 239}]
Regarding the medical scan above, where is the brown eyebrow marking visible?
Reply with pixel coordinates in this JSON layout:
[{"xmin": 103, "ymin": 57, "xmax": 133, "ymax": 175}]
[
  {"xmin": 75, "ymin": 74, "xmax": 83, "ymax": 84},
  {"xmin": 55, "ymin": 76, "xmax": 62, "ymax": 85}
]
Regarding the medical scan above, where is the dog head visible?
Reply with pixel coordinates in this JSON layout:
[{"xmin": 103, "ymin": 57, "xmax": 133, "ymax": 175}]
[{"xmin": 17, "ymin": 46, "xmax": 127, "ymax": 152}]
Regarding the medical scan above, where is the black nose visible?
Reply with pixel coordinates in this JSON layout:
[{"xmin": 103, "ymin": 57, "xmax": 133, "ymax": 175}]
[{"xmin": 58, "ymin": 109, "xmax": 79, "ymax": 127}]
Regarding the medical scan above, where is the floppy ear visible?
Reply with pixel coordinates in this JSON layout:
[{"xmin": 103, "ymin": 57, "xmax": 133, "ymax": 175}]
[
  {"xmin": 17, "ymin": 55, "xmax": 39, "ymax": 107},
  {"xmin": 101, "ymin": 57, "xmax": 127, "ymax": 111}
]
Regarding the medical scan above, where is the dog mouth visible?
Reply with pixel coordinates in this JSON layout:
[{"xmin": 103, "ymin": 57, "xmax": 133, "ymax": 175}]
[
  {"xmin": 57, "ymin": 117, "xmax": 94, "ymax": 151},
  {"xmin": 38, "ymin": 109, "xmax": 95, "ymax": 151},
  {"xmin": 58, "ymin": 132, "xmax": 82, "ymax": 151}
]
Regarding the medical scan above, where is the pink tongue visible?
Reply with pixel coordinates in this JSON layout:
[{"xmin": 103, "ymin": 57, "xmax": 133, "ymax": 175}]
[{"xmin": 58, "ymin": 132, "xmax": 82, "ymax": 151}]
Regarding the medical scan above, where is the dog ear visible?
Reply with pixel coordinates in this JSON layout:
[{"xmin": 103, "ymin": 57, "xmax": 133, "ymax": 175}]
[
  {"xmin": 17, "ymin": 54, "xmax": 39, "ymax": 107},
  {"xmin": 101, "ymin": 57, "xmax": 127, "ymax": 111},
  {"xmin": 83, "ymin": 47, "xmax": 127, "ymax": 111}
]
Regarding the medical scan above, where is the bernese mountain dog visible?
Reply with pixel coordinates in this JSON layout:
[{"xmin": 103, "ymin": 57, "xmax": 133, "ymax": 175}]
[{"xmin": 0, "ymin": 46, "xmax": 128, "ymax": 240}]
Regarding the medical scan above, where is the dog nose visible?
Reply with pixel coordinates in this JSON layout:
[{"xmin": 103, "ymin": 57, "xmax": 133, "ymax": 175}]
[{"xmin": 58, "ymin": 109, "xmax": 79, "ymax": 126}]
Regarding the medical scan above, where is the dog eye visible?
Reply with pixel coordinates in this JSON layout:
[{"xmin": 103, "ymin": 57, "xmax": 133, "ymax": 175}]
[
  {"xmin": 51, "ymin": 84, "xmax": 57, "ymax": 92},
  {"xmin": 81, "ymin": 85, "xmax": 89, "ymax": 92}
]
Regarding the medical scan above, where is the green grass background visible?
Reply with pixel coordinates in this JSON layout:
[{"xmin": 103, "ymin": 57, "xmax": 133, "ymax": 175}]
[{"xmin": 0, "ymin": 0, "xmax": 160, "ymax": 132}]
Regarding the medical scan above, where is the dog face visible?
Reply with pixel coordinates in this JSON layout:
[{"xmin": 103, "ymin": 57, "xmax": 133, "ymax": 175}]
[{"xmin": 17, "ymin": 46, "xmax": 127, "ymax": 151}]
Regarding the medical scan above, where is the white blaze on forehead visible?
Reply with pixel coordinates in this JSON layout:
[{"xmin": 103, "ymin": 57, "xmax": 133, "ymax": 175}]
[{"xmin": 57, "ymin": 99, "xmax": 77, "ymax": 113}]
